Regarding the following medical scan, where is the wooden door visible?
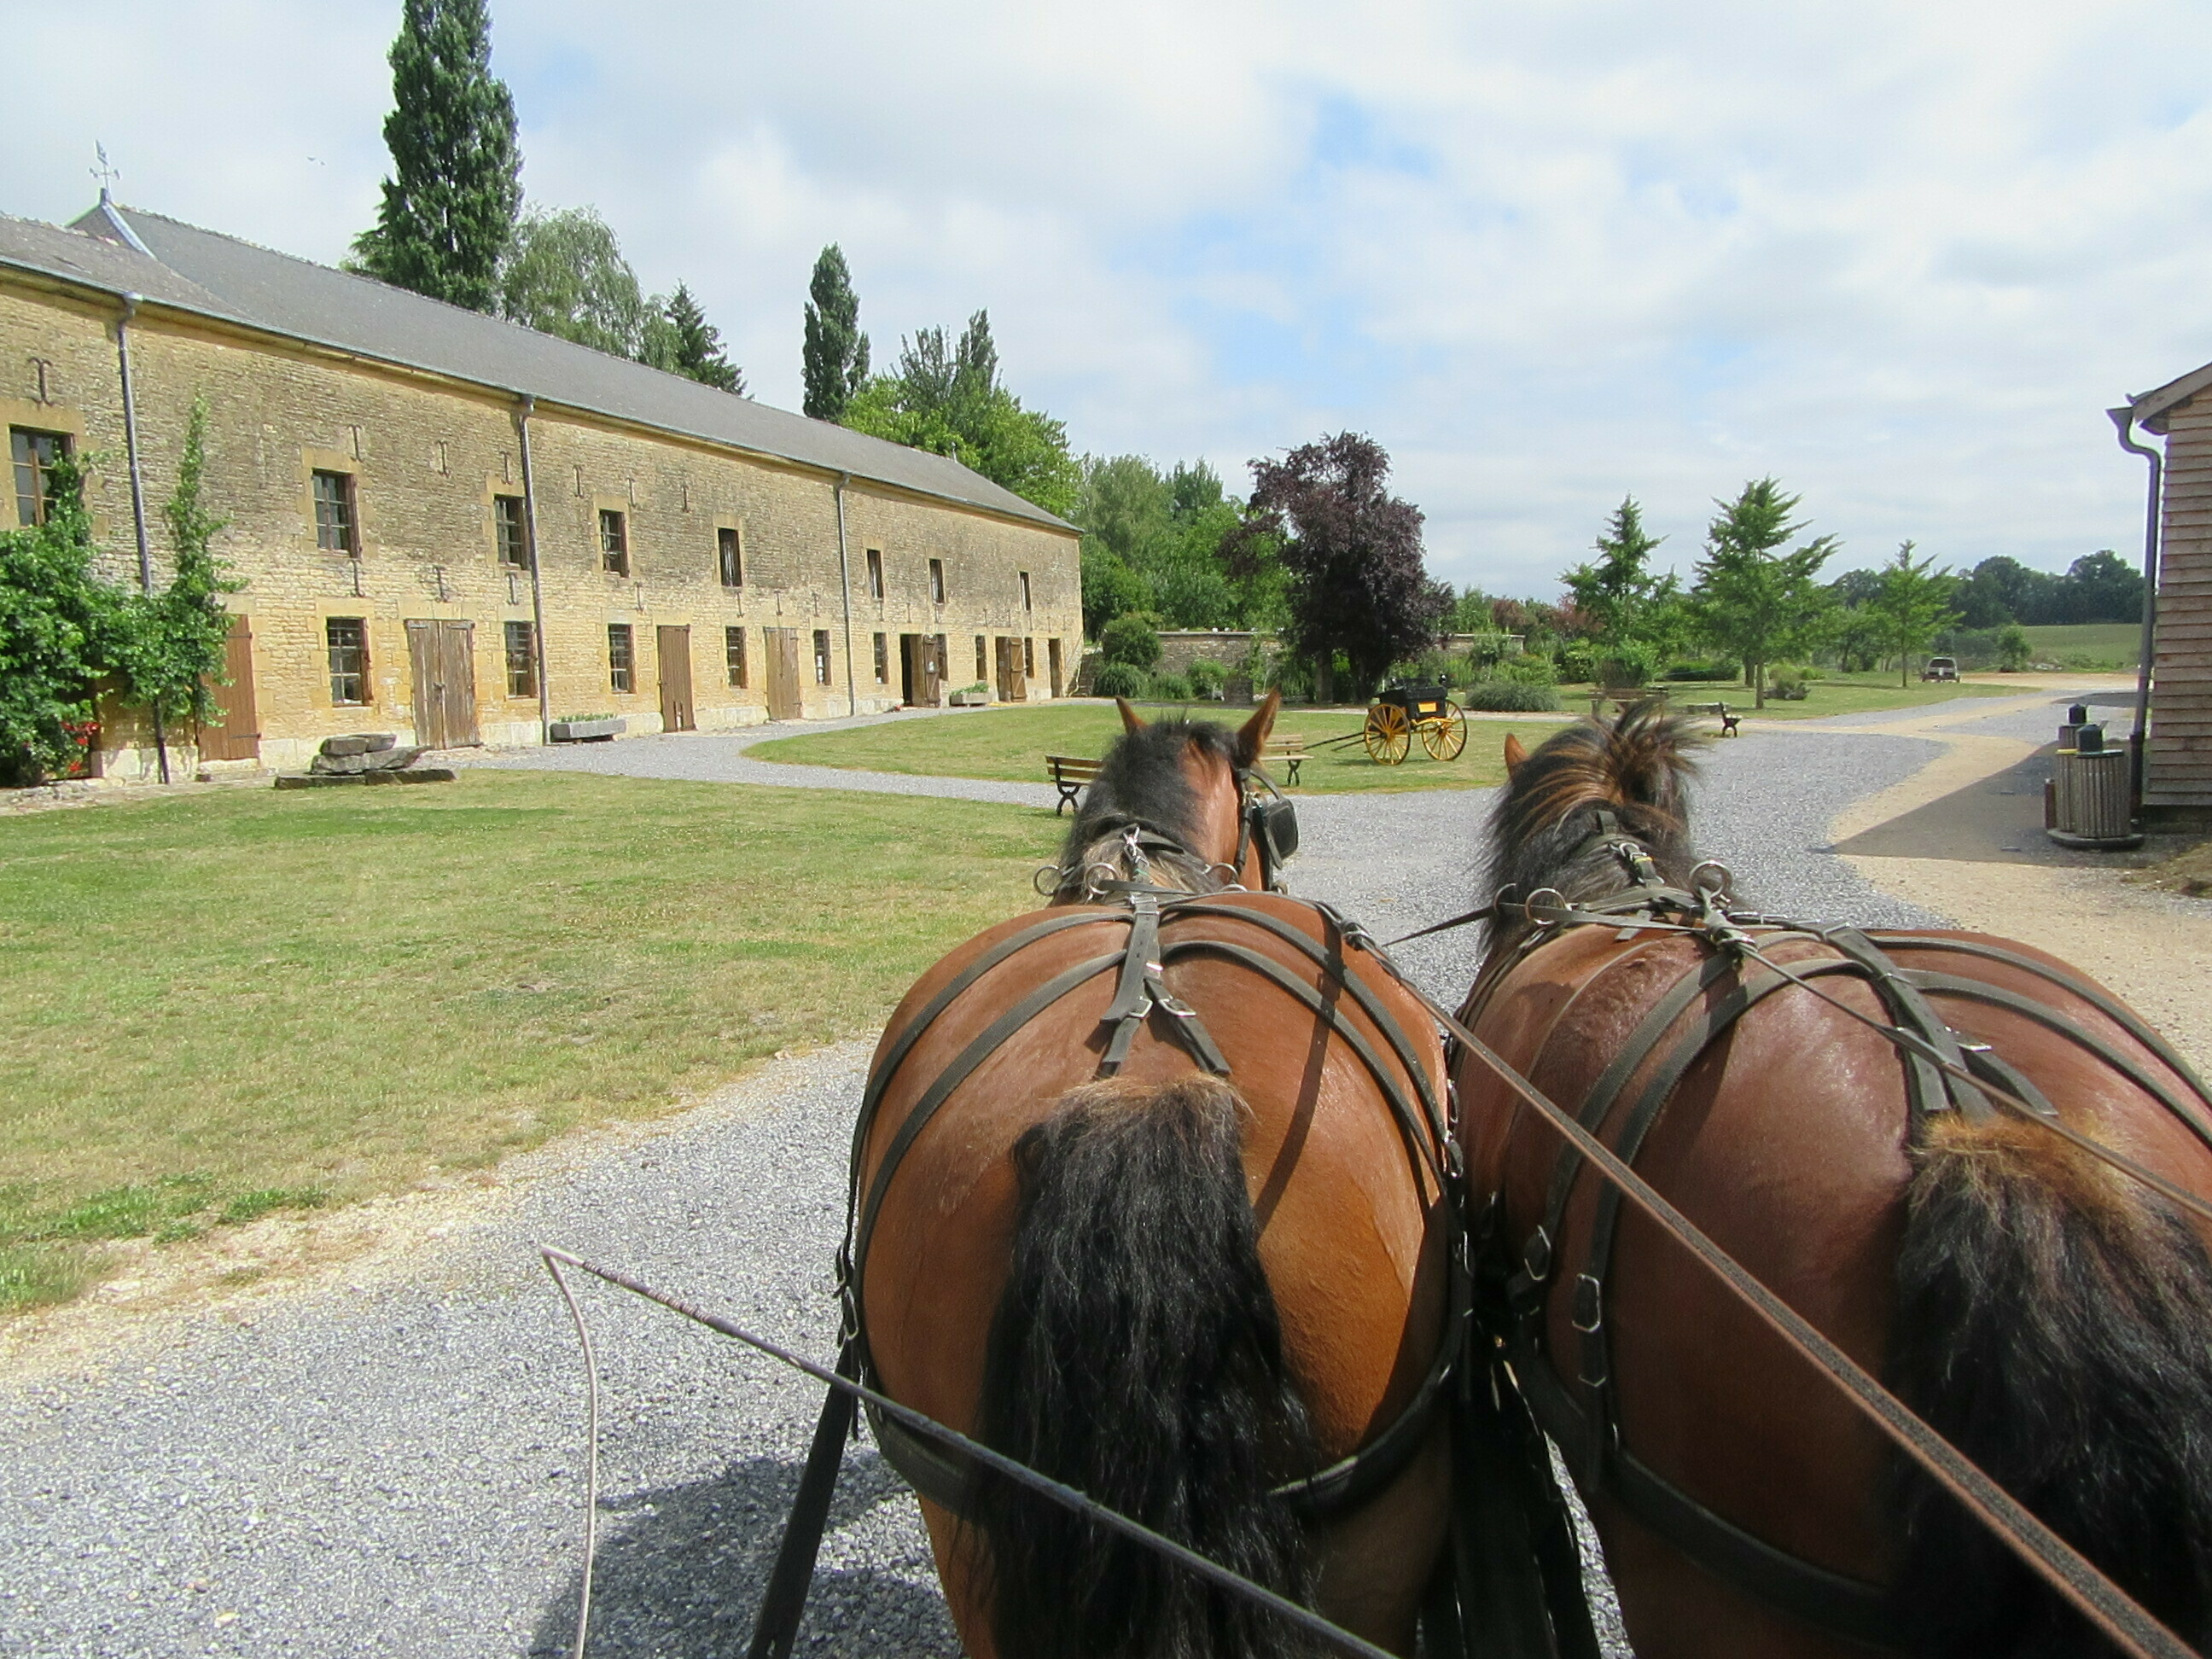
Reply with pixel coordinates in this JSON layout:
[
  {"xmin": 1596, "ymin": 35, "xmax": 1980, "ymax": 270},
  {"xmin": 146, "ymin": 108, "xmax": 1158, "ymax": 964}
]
[
  {"xmin": 1048, "ymin": 637, "xmax": 1064, "ymax": 699},
  {"xmin": 921, "ymin": 635, "xmax": 943, "ymax": 706},
  {"xmin": 656, "ymin": 626, "xmax": 695, "ymax": 731},
  {"xmin": 406, "ymin": 620, "xmax": 480, "ymax": 748},
  {"xmin": 765, "ymin": 627, "xmax": 805, "ymax": 719},
  {"xmin": 200, "ymin": 614, "xmax": 261, "ymax": 760},
  {"xmin": 994, "ymin": 637, "xmax": 1023, "ymax": 703}
]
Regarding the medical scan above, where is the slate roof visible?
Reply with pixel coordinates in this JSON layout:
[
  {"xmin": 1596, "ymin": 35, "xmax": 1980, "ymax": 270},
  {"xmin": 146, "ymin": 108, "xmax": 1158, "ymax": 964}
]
[{"xmin": 0, "ymin": 201, "xmax": 1068, "ymax": 532}]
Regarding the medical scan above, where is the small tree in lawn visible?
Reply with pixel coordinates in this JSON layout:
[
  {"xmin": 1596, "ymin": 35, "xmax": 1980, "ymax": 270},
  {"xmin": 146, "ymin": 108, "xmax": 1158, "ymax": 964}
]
[
  {"xmin": 1233, "ymin": 433, "xmax": 1448, "ymax": 701},
  {"xmin": 1867, "ymin": 540, "xmax": 1958, "ymax": 685},
  {"xmin": 802, "ymin": 244, "xmax": 870, "ymax": 421},
  {"xmin": 1688, "ymin": 479, "xmax": 1838, "ymax": 708},
  {"xmin": 348, "ymin": 0, "xmax": 521, "ymax": 312},
  {"xmin": 114, "ymin": 398, "xmax": 243, "ymax": 754}
]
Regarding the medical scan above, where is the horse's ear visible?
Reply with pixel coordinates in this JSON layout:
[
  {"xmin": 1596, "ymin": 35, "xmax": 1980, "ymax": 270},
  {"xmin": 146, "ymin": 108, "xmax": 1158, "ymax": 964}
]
[
  {"xmin": 1116, "ymin": 698, "xmax": 1146, "ymax": 734},
  {"xmin": 1503, "ymin": 733, "xmax": 1528, "ymax": 777},
  {"xmin": 1233, "ymin": 689, "xmax": 1281, "ymax": 769}
]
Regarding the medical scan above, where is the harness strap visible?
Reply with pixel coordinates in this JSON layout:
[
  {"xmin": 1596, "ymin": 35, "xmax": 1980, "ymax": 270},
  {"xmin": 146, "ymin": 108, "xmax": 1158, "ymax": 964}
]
[{"xmin": 745, "ymin": 1340, "xmax": 863, "ymax": 1659}]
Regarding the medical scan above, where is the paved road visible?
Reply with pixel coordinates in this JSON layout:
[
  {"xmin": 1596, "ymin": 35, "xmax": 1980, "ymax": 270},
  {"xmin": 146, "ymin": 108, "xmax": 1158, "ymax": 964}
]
[{"xmin": 3, "ymin": 692, "xmax": 2096, "ymax": 1658}]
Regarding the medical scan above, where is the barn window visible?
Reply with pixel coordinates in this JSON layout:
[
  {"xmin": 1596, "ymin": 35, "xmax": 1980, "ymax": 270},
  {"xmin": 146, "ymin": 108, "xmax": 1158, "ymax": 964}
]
[
  {"xmin": 866, "ymin": 548, "xmax": 884, "ymax": 599},
  {"xmin": 10, "ymin": 428, "xmax": 72, "ymax": 527},
  {"xmin": 725, "ymin": 626, "xmax": 748, "ymax": 688},
  {"xmin": 326, "ymin": 617, "xmax": 369, "ymax": 705},
  {"xmin": 600, "ymin": 509, "xmax": 630, "ymax": 575},
  {"xmin": 311, "ymin": 469, "xmax": 357, "ymax": 554},
  {"xmin": 813, "ymin": 629, "xmax": 833, "ymax": 685},
  {"xmin": 504, "ymin": 620, "xmax": 537, "ymax": 697},
  {"xmin": 494, "ymin": 495, "xmax": 529, "ymax": 568},
  {"xmin": 718, "ymin": 526, "xmax": 742, "ymax": 587},
  {"xmin": 1020, "ymin": 570, "xmax": 1032, "ymax": 610},
  {"xmin": 873, "ymin": 632, "xmax": 888, "ymax": 683},
  {"xmin": 928, "ymin": 558, "xmax": 946, "ymax": 604},
  {"xmin": 608, "ymin": 624, "xmax": 635, "ymax": 692}
]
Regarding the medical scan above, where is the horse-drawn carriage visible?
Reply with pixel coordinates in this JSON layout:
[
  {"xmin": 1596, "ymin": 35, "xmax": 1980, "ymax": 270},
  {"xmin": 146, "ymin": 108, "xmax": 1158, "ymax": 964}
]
[
  {"xmin": 1308, "ymin": 680, "xmax": 1470, "ymax": 765},
  {"xmin": 545, "ymin": 696, "xmax": 2212, "ymax": 1659}
]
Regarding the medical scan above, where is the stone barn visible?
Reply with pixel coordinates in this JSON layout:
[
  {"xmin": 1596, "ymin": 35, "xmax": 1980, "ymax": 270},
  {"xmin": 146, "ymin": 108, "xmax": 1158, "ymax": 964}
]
[{"xmin": 0, "ymin": 199, "xmax": 1082, "ymax": 777}]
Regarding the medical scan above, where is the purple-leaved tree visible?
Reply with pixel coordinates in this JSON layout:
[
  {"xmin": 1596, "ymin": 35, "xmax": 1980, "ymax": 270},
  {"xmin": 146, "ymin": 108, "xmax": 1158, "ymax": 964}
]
[{"xmin": 1231, "ymin": 433, "xmax": 1448, "ymax": 700}]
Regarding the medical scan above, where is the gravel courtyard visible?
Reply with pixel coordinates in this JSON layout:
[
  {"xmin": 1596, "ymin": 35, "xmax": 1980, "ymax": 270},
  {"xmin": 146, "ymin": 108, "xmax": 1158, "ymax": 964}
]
[{"xmin": 3, "ymin": 698, "xmax": 2055, "ymax": 1659}]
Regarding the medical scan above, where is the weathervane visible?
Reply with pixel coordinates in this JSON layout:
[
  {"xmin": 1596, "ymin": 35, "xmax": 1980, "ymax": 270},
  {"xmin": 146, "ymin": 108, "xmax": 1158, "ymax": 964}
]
[{"xmin": 91, "ymin": 143, "xmax": 119, "ymax": 201}]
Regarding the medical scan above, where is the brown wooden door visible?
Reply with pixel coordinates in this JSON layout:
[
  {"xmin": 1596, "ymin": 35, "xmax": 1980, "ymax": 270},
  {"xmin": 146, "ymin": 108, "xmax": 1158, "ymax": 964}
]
[
  {"xmin": 765, "ymin": 627, "xmax": 804, "ymax": 719},
  {"xmin": 900, "ymin": 632, "xmax": 943, "ymax": 706},
  {"xmin": 200, "ymin": 613, "xmax": 261, "ymax": 760},
  {"xmin": 994, "ymin": 637, "xmax": 1023, "ymax": 703},
  {"xmin": 406, "ymin": 620, "xmax": 480, "ymax": 748},
  {"xmin": 656, "ymin": 626, "xmax": 695, "ymax": 731},
  {"xmin": 1048, "ymin": 637, "xmax": 1064, "ymax": 699}
]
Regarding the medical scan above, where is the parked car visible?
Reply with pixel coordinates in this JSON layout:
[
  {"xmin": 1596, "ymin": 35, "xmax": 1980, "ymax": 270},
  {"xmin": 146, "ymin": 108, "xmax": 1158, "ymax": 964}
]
[{"xmin": 1920, "ymin": 655, "xmax": 1959, "ymax": 682}]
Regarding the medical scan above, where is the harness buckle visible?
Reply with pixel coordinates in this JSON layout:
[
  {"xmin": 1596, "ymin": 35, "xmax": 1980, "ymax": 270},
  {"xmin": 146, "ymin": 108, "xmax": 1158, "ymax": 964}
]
[
  {"xmin": 1522, "ymin": 1225, "xmax": 1553, "ymax": 1284},
  {"xmin": 1570, "ymin": 1273, "xmax": 1604, "ymax": 1335}
]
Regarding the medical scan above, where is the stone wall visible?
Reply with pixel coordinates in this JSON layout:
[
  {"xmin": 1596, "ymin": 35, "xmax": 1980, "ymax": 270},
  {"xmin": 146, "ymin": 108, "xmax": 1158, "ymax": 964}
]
[{"xmin": 0, "ymin": 278, "xmax": 1082, "ymax": 777}]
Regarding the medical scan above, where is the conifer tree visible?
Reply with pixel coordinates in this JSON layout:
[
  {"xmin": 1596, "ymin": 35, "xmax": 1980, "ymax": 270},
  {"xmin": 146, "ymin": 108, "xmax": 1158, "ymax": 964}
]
[
  {"xmin": 658, "ymin": 283, "xmax": 745, "ymax": 393},
  {"xmin": 350, "ymin": 0, "xmax": 522, "ymax": 312},
  {"xmin": 802, "ymin": 244, "xmax": 870, "ymax": 420}
]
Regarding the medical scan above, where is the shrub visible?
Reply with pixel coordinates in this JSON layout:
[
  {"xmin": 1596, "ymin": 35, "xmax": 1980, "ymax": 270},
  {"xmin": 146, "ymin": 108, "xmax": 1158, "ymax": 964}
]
[
  {"xmin": 1099, "ymin": 613, "xmax": 1162, "ymax": 670},
  {"xmin": 1266, "ymin": 655, "xmax": 1316, "ymax": 702},
  {"xmin": 1148, "ymin": 672, "xmax": 1192, "ymax": 701},
  {"xmin": 1186, "ymin": 659, "xmax": 1226, "ymax": 699},
  {"xmin": 1499, "ymin": 654, "xmax": 1557, "ymax": 688},
  {"xmin": 1556, "ymin": 645, "xmax": 1597, "ymax": 685},
  {"xmin": 1091, "ymin": 661, "xmax": 1145, "ymax": 699},
  {"xmin": 1665, "ymin": 659, "xmax": 1739, "ymax": 683},
  {"xmin": 1461, "ymin": 679, "xmax": 1562, "ymax": 713},
  {"xmin": 1995, "ymin": 623, "xmax": 2032, "ymax": 672},
  {"xmin": 1767, "ymin": 664, "xmax": 1811, "ymax": 701},
  {"xmin": 1595, "ymin": 642, "xmax": 1665, "ymax": 690}
]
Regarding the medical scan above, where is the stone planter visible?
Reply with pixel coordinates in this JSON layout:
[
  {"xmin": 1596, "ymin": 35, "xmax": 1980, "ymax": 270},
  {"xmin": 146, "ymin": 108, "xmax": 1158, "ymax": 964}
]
[
  {"xmin": 550, "ymin": 717, "xmax": 626, "ymax": 743},
  {"xmin": 948, "ymin": 689, "xmax": 993, "ymax": 707}
]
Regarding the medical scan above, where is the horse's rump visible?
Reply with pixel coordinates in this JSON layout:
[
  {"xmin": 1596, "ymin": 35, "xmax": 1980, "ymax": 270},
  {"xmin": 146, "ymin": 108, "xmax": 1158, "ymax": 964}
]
[
  {"xmin": 1459, "ymin": 918, "xmax": 2212, "ymax": 1651},
  {"xmin": 854, "ymin": 890, "xmax": 1455, "ymax": 1653}
]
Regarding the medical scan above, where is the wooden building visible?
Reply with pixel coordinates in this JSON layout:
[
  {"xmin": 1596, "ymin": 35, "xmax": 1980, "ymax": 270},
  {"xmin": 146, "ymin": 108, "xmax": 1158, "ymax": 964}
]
[
  {"xmin": 2128, "ymin": 364, "xmax": 2212, "ymax": 822},
  {"xmin": 0, "ymin": 200, "xmax": 1081, "ymax": 777}
]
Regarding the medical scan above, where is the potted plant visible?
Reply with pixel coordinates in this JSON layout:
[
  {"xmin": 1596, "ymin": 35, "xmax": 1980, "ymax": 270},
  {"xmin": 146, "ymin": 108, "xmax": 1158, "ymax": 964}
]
[
  {"xmin": 948, "ymin": 682, "xmax": 993, "ymax": 707},
  {"xmin": 549, "ymin": 713, "xmax": 626, "ymax": 742}
]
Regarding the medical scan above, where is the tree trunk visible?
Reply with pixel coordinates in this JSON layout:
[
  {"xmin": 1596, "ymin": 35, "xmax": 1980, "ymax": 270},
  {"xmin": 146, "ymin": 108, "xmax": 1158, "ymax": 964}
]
[{"xmin": 1753, "ymin": 661, "xmax": 1766, "ymax": 709}]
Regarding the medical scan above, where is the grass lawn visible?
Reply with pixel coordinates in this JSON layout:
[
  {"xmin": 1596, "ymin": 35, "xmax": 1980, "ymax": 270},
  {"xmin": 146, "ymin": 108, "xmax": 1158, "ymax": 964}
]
[
  {"xmin": 1650, "ymin": 672, "xmax": 2023, "ymax": 721},
  {"xmin": 753, "ymin": 702, "xmax": 1573, "ymax": 792},
  {"xmin": 0, "ymin": 771, "xmax": 1062, "ymax": 1312},
  {"xmin": 2021, "ymin": 622, "xmax": 2140, "ymax": 667}
]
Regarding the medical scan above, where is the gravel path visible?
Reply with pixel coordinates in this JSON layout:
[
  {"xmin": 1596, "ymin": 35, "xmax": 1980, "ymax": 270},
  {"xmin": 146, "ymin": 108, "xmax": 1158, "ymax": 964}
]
[{"xmin": 4, "ymin": 697, "xmax": 2060, "ymax": 1658}]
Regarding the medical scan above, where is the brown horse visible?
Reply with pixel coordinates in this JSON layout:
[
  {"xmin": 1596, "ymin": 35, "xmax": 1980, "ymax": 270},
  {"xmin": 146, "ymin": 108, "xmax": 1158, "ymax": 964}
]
[
  {"xmin": 847, "ymin": 692, "xmax": 1458, "ymax": 1657},
  {"xmin": 1456, "ymin": 705, "xmax": 2212, "ymax": 1658}
]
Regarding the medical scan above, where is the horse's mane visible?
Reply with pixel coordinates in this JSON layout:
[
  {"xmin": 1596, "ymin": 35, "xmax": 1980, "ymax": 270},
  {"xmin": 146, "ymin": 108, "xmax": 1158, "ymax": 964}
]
[
  {"xmin": 1056, "ymin": 716, "xmax": 1241, "ymax": 899},
  {"xmin": 1483, "ymin": 702, "xmax": 1708, "ymax": 947}
]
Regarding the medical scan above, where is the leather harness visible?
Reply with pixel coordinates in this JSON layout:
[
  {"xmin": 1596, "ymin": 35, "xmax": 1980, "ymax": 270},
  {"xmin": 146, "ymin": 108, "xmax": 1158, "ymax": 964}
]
[
  {"xmin": 844, "ymin": 882, "xmax": 1467, "ymax": 1527},
  {"xmin": 1461, "ymin": 815, "xmax": 2212, "ymax": 1649}
]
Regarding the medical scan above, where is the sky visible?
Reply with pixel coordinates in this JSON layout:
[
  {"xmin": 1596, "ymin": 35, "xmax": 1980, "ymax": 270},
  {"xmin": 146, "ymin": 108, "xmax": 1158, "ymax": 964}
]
[{"xmin": 8, "ymin": 0, "xmax": 2211, "ymax": 597}]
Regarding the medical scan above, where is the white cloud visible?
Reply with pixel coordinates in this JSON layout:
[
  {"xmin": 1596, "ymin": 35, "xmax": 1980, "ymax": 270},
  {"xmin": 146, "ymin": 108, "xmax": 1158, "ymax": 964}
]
[{"xmin": 8, "ymin": 0, "xmax": 2210, "ymax": 594}]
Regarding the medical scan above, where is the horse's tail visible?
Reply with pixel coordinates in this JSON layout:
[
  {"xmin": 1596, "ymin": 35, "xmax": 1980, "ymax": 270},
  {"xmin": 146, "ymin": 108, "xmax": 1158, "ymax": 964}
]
[
  {"xmin": 970, "ymin": 1074, "xmax": 1317, "ymax": 1659},
  {"xmin": 1891, "ymin": 1109, "xmax": 2212, "ymax": 1655}
]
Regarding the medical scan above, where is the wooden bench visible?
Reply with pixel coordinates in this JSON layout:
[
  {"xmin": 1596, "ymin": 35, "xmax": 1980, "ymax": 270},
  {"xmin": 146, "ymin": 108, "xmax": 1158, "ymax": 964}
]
[
  {"xmin": 1262, "ymin": 735, "xmax": 1309, "ymax": 787},
  {"xmin": 1045, "ymin": 754, "xmax": 1102, "ymax": 814},
  {"xmin": 1684, "ymin": 700, "xmax": 1743, "ymax": 736}
]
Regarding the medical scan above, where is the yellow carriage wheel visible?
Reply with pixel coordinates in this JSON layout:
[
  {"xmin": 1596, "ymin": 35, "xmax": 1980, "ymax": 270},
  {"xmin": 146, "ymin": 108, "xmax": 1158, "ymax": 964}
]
[
  {"xmin": 1420, "ymin": 701, "xmax": 1469, "ymax": 761},
  {"xmin": 1364, "ymin": 703, "xmax": 1412, "ymax": 765}
]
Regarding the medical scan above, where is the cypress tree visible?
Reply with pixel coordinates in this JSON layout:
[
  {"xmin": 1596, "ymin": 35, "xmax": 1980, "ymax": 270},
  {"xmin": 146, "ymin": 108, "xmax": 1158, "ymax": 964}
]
[
  {"xmin": 350, "ymin": 0, "xmax": 522, "ymax": 312},
  {"xmin": 802, "ymin": 244, "xmax": 870, "ymax": 420},
  {"xmin": 660, "ymin": 283, "xmax": 746, "ymax": 393}
]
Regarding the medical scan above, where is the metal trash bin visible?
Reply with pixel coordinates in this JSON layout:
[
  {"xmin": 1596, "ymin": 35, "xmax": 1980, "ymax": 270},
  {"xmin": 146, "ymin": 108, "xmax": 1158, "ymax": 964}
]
[{"xmin": 2048, "ymin": 724, "xmax": 2142, "ymax": 849}]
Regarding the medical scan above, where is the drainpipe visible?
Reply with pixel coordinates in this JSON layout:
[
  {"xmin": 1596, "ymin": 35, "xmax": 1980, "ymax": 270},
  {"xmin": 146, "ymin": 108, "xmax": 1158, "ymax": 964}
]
[
  {"xmin": 834, "ymin": 473, "xmax": 859, "ymax": 717},
  {"xmin": 115, "ymin": 292, "xmax": 170, "ymax": 783},
  {"xmin": 2107, "ymin": 405, "xmax": 2162, "ymax": 818},
  {"xmin": 515, "ymin": 395, "xmax": 553, "ymax": 743}
]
